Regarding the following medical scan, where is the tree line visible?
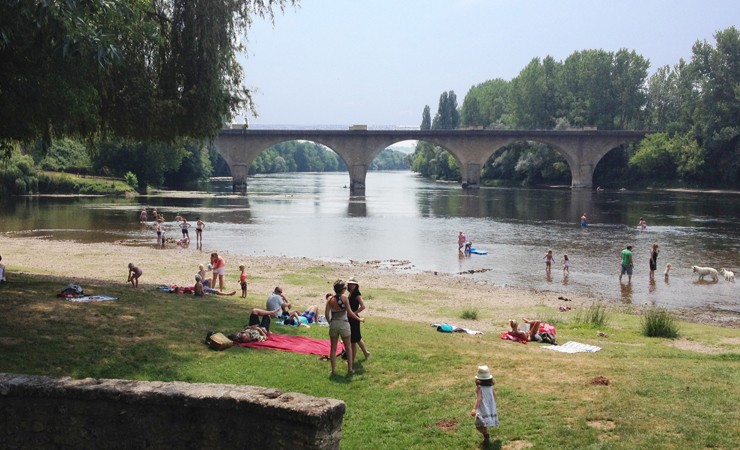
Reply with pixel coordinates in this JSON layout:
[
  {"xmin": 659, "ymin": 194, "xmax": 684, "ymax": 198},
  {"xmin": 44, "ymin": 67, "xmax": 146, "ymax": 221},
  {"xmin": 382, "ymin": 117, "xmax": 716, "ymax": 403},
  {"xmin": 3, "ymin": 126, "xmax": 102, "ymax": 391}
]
[
  {"xmin": 1, "ymin": 3, "xmax": 735, "ymax": 192},
  {"xmin": 412, "ymin": 26, "xmax": 740, "ymax": 189}
]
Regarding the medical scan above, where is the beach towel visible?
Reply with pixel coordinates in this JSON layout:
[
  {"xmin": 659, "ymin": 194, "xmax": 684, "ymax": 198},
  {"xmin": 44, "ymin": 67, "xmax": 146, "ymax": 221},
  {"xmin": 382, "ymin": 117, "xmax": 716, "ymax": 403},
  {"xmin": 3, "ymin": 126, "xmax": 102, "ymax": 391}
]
[
  {"xmin": 65, "ymin": 295, "xmax": 118, "ymax": 303},
  {"xmin": 542, "ymin": 341, "xmax": 601, "ymax": 353},
  {"xmin": 431, "ymin": 323, "xmax": 484, "ymax": 335},
  {"xmin": 500, "ymin": 331, "xmax": 528, "ymax": 344},
  {"xmin": 235, "ymin": 333, "xmax": 344, "ymax": 356}
]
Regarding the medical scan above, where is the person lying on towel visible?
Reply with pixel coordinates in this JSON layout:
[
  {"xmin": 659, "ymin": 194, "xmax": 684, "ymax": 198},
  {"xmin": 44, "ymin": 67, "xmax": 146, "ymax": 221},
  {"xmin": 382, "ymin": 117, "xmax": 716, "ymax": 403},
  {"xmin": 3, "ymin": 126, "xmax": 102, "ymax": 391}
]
[{"xmin": 229, "ymin": 325, "xmax": 268, "ymax": 343}]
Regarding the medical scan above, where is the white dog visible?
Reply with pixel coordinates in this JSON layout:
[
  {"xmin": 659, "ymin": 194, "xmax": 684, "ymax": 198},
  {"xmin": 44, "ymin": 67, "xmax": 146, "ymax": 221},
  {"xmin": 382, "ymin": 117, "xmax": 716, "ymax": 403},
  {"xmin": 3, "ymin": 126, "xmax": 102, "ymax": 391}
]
[
  {"xmin": 719, "ymin": 268, "xmax": 735, "ymax": 282},
  {"xmin": 692, "ymin": 265, "xmax": 719, "ymax": 282}
]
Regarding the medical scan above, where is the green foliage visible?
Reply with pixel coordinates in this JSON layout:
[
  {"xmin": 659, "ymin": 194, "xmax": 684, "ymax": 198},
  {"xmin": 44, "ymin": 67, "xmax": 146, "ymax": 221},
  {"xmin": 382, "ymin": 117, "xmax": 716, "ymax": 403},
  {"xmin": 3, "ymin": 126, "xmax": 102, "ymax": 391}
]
[
  {"xmin": 123, "ymin": 172, "xmax": 139, "ymax": 189},
  {"xmin": 36, "ymin": 172, "xmax": 133, "ymax": 195},
  {"xmin": 630, "ymin": 132, "xmax": 706, "ymax": 183},
  {"xmin": 93, "ymin": 140, "xmax": 190, "ymax": 189},
  {"xmin": 641, "ymin": 308, "xmax": 680, "ymax": 338},
  {"xmin": 460, "ymin": 309, "xmax": 478, "ymax": 320},
  {"xmin": 32, "ymin": 138, "xmax": 92, "ymax": 173},
  {"xmin": 574, "ymin": 302, "xmax": 610, "ymax": 328},
  {"xmin": 0, "ymin": 0, "xmax": 297, "ymax": 146},
  {"xmin": 0, "ymin": 151, "xmax": 39, "ymax": 195}
]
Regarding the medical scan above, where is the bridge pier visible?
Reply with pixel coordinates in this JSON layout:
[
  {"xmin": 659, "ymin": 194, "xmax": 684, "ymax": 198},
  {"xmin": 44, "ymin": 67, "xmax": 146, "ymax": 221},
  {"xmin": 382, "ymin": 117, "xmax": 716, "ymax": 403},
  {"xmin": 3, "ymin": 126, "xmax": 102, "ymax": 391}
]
[
  {"xmin": 348, "ymin": 164, "xmax": 367, "ymax": 195},
  {"xmin": 231, "ymin": 163, "xmax": 249, "ymax": 193},
  {"xmin": 571, "ymin": 163, "xmax": 595, "ymax": 189}
]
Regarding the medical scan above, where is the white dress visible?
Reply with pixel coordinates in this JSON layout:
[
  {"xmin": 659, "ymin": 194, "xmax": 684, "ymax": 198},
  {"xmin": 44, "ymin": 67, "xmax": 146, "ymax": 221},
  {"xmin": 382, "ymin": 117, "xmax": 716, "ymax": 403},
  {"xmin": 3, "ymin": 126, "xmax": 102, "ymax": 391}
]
[{"xmin": 476, "ymin": 385, "xmax": 499, "ymax": 427}]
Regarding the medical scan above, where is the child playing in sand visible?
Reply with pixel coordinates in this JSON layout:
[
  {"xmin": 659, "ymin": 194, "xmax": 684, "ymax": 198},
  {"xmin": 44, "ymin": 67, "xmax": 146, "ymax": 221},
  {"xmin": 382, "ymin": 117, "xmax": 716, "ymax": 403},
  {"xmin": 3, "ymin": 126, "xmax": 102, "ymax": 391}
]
[
  {"xmin": 544, "ymin": 249, "xmax": 554, "ymax": 272},
  {"xmin": 238, "ymin": 264, "xmax": 248, "ymax": 298},
  {"xmin": 562, "ymin": 254, "xmax": 570, "ymax": 275},
  {"xmin": 471, "ymin": 364, "xmax": 498, "ymax": 445},
  {"xmin": 127, "ymin": 263, "xmax": 142, "ymax": 288},
  {"xmin": 197, "ymin": 264, "xmax": 211, "ymax": 288}
]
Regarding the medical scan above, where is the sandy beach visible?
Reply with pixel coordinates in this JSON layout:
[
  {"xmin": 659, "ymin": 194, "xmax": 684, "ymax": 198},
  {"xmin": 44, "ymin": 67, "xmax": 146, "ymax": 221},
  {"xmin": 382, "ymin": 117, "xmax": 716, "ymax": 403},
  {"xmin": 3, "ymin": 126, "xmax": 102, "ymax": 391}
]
[{"xmin": 1, "ymin": 235, "xmax": 738, "ymax": 329}]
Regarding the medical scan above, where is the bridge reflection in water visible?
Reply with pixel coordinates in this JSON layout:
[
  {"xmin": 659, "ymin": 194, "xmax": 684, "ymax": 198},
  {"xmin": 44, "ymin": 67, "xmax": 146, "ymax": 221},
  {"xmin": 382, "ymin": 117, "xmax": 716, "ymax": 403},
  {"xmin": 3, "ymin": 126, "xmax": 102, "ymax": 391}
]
[{"xmin": 215, "ymin": 128, "xmax": 647, "ymax": 194}]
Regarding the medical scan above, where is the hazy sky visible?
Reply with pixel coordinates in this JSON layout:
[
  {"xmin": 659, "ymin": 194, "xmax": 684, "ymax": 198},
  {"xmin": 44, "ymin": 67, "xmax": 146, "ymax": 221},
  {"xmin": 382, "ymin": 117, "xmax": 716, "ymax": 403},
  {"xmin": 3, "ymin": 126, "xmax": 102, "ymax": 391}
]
[{"xmin": 239, "ymin": 0, "xmax": 738, "ymax": 127}]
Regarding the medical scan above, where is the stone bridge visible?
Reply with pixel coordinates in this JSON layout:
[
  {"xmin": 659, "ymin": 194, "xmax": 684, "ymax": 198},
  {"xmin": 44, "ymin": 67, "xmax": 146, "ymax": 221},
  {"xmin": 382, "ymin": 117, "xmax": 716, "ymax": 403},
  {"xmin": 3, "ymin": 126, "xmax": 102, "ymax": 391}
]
[{"xmin": 214, "ymin": 129, "xmax": 648, "ymax": 193}]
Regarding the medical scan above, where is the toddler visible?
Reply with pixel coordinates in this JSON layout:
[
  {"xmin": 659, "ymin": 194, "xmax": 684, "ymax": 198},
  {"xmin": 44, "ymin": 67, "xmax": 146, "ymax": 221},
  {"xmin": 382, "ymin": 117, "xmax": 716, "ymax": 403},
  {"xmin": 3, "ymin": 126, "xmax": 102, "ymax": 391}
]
[
  {"xmin": 127, "ymin": 263, "xmax": 143, "ymax": 288},
  {"xmin": 471, "ymin": 365, "xmax": 499, "ymax": 444},
  {"xmin": 238, "ymin": 264, "xmax": 248, "ymax": 298},
  {"xmin": 562, "ymin": 254, "xmax": 570, "ymax": 274}
]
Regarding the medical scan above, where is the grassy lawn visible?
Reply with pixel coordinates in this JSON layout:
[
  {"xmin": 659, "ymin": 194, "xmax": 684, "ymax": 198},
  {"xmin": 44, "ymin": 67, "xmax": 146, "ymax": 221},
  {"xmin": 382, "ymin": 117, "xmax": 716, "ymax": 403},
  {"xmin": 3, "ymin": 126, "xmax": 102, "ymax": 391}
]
[{"xmin": 1, "ymin": 273, "xmax": 738, "ymax": 449}]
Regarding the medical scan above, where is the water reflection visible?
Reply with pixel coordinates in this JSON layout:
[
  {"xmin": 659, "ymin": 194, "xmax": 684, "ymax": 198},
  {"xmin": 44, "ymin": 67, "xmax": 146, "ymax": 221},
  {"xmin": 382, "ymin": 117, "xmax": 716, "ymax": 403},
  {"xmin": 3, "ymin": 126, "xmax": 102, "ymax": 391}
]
[{"xmin": 619, "ymin": 282, "xmax": 633, "ymax": 304}]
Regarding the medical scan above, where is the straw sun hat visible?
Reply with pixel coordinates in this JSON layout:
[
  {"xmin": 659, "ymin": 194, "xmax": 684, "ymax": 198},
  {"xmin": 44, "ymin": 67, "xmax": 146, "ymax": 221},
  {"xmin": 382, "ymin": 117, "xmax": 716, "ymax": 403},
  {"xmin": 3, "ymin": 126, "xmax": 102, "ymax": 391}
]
[
  {"xmin": 347, "ymin": 277, "xmax": 359, "ymax": 285},
  {"xmin": 475, "ymin": 365, "xmax": 493, "ymax": 380}
]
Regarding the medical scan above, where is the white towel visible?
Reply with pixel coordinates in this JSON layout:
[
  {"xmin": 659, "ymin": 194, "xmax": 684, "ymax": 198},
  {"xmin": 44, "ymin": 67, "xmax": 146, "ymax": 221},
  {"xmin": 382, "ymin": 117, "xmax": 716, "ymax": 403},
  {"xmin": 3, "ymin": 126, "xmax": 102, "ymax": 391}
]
[{"xmin": 542, "ymin": 341, "xmax": 601, "ymax": 353}]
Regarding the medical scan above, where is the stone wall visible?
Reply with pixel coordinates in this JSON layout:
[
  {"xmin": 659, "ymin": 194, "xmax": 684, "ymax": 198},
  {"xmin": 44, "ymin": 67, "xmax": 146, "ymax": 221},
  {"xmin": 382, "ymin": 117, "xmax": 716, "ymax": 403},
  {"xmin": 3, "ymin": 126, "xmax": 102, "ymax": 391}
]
[{"xmin": 0, "ymin": 373, "xmax": 345, "ymax": 449}]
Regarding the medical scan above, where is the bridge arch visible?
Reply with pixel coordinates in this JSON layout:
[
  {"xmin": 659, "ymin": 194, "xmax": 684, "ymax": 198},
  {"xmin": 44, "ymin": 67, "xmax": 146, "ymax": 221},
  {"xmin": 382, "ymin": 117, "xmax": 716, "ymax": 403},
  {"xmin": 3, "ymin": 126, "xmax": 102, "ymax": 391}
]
[{"xmin": 214, "ymin": 129, "xmax": 647, "ymax": 193}]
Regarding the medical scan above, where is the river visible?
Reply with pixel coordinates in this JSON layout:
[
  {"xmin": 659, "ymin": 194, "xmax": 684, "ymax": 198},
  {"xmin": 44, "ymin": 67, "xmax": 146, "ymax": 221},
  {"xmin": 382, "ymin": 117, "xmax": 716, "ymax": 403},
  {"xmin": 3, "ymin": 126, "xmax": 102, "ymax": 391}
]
[{"xmin": 1, "ymin": 171, "xmax": 738, "ymax": 313}]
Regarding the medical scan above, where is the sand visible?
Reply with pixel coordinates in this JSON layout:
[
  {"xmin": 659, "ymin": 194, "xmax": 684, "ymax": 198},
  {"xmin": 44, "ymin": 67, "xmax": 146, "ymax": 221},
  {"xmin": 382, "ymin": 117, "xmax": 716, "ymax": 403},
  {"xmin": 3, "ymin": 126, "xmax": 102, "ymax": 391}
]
[{"xmin": 1, "ymin": 235, "xmax": 737, "ymax": 329}]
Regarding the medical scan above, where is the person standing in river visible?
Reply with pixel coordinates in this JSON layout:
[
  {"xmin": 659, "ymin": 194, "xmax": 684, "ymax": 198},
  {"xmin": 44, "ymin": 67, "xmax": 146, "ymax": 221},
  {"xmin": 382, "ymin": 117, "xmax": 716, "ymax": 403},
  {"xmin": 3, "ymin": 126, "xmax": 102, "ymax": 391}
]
[
  {"xmin": 620, "ymin": 245, "xmax": 634, "ymax": 283},
  {"xmin": 649, "ymin": 243, "xmax": 659, "ymax": 280}
]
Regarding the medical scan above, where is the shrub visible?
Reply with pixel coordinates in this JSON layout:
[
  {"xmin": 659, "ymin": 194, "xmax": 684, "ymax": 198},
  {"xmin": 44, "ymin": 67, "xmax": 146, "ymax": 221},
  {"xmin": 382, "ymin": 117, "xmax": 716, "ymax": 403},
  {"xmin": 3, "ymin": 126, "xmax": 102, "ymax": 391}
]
[
  {"xmin": 123, "ymin": 171, "xmax": 138, "ymax": 189},
  {"xmin": 460, "ymin": 308, "xmax": 478, "ymax": 320},
  {"xmin": 641, "ymin": 308, "xmax": 680, "ymax": 338},
  {"xmin": 574, "ymin": 302, "xmax": 610, "ymax": 327}
]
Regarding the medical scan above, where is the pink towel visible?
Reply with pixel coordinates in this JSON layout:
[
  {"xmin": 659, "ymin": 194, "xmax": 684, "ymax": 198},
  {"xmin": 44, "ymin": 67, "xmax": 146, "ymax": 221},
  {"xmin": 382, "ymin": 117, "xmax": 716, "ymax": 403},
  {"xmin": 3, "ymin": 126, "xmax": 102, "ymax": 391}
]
[
  {"xmin": 236, "ymin": 333, "xmax": 344, "ymax": 356},
  {"xmin": 500, "ymin": 332, "xmax": 528, "ymax": 344}
]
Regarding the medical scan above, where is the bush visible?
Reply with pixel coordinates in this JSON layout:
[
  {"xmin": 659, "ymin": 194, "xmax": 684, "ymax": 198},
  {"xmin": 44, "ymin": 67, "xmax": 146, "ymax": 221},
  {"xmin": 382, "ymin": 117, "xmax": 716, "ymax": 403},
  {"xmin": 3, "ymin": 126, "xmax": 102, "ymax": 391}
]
[
  {"xmin": 0, "ymin": 152, "xmax": 38, "ymax": 195},
  {"xmin": 574, "ymin": 302, "xmax": 610, "ymax": 327},
  {"xmin": 641, "ymin": 308, "xmax": 680, "ymax": 338},
  {"xmin": 123, "ymin": 171, "xmax": 138, "ymax": 189},
  {"xmin": 460, "ymin": 308, "xmax": 478, "ymax": 320}
]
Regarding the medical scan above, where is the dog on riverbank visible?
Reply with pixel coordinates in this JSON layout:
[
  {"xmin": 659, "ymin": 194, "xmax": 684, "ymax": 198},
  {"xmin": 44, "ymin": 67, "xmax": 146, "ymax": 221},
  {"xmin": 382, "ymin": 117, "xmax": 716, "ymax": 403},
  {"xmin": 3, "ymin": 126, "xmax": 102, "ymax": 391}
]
[
  {"xmin": 692, "ymin": 265, "xmax": 719, "ymax": 282},
  {"xmin": 719, "ymin": 268, "xmax": 735, "ymax": 282}
]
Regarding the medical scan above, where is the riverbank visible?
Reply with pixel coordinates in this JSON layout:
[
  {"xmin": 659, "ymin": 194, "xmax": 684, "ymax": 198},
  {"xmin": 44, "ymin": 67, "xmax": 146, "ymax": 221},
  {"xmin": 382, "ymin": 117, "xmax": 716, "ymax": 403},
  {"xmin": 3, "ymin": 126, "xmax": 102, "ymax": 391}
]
[{"xmin": 1, "ymin": 235, "xmax": 737, "ymax": 329}]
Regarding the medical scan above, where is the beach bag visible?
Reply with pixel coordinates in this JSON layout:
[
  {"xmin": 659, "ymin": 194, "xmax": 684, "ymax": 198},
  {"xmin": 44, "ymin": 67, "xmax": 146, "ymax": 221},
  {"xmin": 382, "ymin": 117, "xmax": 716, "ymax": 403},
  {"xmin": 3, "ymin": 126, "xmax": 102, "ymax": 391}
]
[
  {"xmin": 205, "ymin": 332, "xmax": 233, "ymax": 351},
  {"xmin": 61, "ymin": 284, "xmax": 84, "ymax": 296}
]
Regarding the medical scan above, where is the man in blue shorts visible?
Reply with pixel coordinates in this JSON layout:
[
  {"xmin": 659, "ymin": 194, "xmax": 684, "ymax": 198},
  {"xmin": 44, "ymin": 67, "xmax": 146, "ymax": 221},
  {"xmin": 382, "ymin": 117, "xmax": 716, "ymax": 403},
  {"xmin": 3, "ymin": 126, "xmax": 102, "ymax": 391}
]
[{"xmin": 619, "ymin": 245, "xmax": 634, "ymax": 283}]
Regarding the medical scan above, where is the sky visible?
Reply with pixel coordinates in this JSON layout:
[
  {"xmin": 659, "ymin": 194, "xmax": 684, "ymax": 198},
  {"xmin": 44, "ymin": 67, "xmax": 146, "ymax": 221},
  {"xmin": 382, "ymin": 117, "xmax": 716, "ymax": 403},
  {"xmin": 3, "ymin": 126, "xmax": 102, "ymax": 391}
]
[{"xmin": 238, "ymin": 0, "xmax": 739, "ymax": 128}]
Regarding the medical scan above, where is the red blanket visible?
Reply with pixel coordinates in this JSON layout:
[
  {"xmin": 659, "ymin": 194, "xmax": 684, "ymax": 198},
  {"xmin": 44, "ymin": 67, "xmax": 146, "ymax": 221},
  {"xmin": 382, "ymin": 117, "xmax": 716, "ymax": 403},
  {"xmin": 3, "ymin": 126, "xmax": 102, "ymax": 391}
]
[{"xmin": 235, "ymin": 333, "xmax": 344, "ymax": 356}]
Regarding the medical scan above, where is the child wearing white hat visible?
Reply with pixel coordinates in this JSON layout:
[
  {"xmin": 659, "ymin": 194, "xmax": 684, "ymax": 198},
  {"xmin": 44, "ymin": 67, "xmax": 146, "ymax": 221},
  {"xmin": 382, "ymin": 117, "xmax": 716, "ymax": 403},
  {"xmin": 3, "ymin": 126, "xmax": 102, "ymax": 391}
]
[{"xmin": 470, "ymin": 364, "xmax": 499, "ymax": 444}]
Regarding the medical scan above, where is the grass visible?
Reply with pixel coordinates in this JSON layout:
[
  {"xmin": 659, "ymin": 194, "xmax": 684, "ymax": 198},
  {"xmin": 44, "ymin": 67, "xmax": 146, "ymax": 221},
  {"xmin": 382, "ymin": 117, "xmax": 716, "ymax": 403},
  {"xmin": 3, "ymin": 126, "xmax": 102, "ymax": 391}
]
[
  {"xmin": 1, "ymin": 274, "xmax": 739, "ymax": 449},
  {"xmin": 573, "ymin": 301, "xmax": 610, "ymax": 328},
  {"xmin": 641, "ymin": 307, "xmax": 680, "ymax": 338},
  {"xmin": 460, "ymin": 308, "xmax": 479, "ymax": 320},
  {"xmin": 38, "ymin": 171, "xmax": 134, "ymax": 195}
]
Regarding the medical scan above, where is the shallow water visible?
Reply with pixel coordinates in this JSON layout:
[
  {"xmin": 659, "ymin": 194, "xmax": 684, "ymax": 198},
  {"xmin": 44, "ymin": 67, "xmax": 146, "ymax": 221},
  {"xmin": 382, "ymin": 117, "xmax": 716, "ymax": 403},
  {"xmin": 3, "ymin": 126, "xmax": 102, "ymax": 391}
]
[{"xmin": 1, "ymin": 172, "xmax": 738, "ymax": 313}]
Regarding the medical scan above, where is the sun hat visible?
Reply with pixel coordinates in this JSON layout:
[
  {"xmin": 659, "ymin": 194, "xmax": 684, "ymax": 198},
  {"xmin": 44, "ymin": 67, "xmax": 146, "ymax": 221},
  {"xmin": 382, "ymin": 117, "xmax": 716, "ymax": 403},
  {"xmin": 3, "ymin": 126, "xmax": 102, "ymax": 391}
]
[
  {"xmin": 475, "ymin": 365, "xmax": 492, "ymax": 380},
  {"xmin": 347, "ymin": 276, "xmax": 359, "ymax": 285}
]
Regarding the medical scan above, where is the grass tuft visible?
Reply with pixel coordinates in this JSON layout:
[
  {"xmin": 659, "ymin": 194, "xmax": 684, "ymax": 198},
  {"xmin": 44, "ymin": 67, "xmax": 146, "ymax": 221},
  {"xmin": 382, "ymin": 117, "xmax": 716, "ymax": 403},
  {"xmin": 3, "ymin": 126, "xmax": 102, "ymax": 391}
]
[
  {"xmin": 574, "ymin": 302, "xmax": 610, "ymax": 327},
  {"xmin": 641, "ymin": 307, "xmax": 680, "ymax": 338},
  {"xmin": 460, "ymin": 308, "xmax": 478, "ymax": 320}
]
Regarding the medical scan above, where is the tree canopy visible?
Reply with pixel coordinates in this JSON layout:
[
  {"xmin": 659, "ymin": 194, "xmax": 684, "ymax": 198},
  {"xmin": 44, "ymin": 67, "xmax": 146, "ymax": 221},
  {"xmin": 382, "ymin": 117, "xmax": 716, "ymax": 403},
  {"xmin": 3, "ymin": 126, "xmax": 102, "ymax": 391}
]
[{"xmin": 0, "ymin": 0, "xmax": 296, "ymax": 152}]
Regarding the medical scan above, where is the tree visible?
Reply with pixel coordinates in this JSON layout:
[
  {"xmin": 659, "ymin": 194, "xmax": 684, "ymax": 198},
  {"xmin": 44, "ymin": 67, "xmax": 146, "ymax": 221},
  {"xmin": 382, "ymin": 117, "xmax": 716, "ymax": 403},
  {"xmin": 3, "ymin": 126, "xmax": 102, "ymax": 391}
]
[
  {"xmin": 0, "ymin": 0, "xmax": 297, "ymax": 156},
  {"xmin": 690, "ymin": 26, "xmax": 740, "ymax": 186}
]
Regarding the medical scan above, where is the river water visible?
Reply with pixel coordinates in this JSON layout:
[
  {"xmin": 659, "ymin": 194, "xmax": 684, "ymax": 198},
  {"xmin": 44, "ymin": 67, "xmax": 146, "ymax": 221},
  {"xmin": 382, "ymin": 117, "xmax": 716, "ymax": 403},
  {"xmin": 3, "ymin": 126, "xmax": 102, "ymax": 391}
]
[{"xmin": 1, "ymin": 172, "xmax": 738, "ymax": 313}]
